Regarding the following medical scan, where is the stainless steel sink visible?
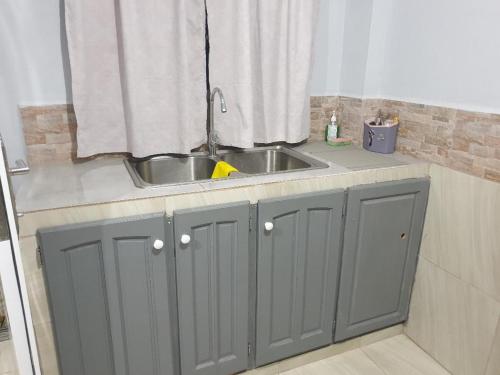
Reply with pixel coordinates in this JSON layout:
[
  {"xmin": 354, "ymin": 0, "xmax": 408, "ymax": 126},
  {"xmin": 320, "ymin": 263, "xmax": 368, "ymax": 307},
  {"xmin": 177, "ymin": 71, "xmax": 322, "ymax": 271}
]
[
  {"xmin": 125, "ymin": 146, "xmax": 328, "ymax": 188},
  {"xmin": 220, "ymin": 148, "xmax": 312, "ymax": 174},
  {"xmin": 126, "ymin": 155, "xmax": 217, "ymax": 186}
]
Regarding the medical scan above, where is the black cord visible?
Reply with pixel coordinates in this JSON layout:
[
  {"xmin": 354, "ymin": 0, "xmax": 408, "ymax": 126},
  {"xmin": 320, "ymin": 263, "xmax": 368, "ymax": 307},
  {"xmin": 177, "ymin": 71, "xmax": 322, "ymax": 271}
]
[{"xmin": 204, "ymin": 0, "xmax": 211, "ymax": 139}]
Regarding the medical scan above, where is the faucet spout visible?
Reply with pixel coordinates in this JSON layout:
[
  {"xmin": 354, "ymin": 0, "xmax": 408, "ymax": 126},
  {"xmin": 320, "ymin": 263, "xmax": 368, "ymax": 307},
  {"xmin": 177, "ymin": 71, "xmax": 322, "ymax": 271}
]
[{"xmin": 208, "ymin": 87, "xmax": 227, "ymax": 158}]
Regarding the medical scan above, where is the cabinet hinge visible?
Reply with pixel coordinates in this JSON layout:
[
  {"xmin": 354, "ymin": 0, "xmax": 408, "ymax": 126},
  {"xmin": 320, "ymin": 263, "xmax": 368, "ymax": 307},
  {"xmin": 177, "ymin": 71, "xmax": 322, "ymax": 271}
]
[
  {"xmin": 249, "ymin": 204, "xmax": 257, "ymax": 232},
  {"xmin": 36, "ymin": 246, "xmax": 43, "ymax": 267},
  {"xmin": 247, "ymin": 343, "xmax": 252, "ymax": 357},
  {"xmin": 332, "ymin": 319, "xmax": 336, "ymax": 336},
  {"xmin": 342, "ymin": 195, "xmax": 348, "ymax": 218}
]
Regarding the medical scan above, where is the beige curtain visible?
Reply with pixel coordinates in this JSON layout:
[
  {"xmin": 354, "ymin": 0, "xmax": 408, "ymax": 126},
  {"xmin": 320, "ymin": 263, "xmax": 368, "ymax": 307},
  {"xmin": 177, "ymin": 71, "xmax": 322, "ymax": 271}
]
[
  {"xmin": 66, "ymin": 0, "xmax": 207, "ymax": 157},
  {"xmin": 207, "ymin": 0, "xmax": 320, "ymax": 147}
]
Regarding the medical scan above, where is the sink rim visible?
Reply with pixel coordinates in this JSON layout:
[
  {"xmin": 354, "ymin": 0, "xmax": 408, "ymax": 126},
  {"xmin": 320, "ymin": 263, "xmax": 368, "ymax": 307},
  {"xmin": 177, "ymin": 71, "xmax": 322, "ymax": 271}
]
[{"xmin": 124, "ymin": 145, "xmax": 329, "ymax": 188}]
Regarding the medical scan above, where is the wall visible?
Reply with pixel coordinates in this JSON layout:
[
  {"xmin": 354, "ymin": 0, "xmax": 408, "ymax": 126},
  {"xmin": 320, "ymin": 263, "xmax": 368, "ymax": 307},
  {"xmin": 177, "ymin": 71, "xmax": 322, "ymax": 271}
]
[
  {"xmin": 312, "ymin": 0, "xmax": 500, "ymax": 113},
  {"xmin": 311, "ymin": 96, "xmax": 500, "ymax": 183},
  {"xmin": 338, "ymin": 0, "xmax": 374, "ymax": 97},
  {"xmin": 0, "ymin": 0, "xmax": 70, "ymax": 168},
  {"xmin": 310, "ymin": 0, "xmax": 500, "ymax": 184},
  {"xmin": 379, "ymin": 0, "xmax": 500, "ymax": 114},
  {"xmin": 310, "ymin": 0, "xmax": 346, "ymax": 96},
  {"xmin": 405, "ymin": 165, "xmax": 500, "ymax": 375},
  {"xmin": 334, "ymin": 0, "xmax": 500, "ymax": 115},
  {"xmin": 1, "ymin": 0, "xmax": 500, "ymax": 169}
]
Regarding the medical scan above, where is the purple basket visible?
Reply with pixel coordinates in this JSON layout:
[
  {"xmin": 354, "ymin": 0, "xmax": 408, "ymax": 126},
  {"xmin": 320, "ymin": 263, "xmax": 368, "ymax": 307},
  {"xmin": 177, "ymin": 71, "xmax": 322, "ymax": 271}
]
[{"xmin": 362, "ymin": 120, "xmax": 399, "ymax": 154}]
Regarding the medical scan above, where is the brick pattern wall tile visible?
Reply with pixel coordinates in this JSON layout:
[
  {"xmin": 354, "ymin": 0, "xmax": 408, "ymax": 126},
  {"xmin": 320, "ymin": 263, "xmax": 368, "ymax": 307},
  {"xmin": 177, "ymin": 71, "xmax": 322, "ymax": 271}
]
[
  {"xmin": 310, "ymin": 96, "xmax": 340, "ymax": 141},
  {"xmin": 372, "ymin": 99, "xmax": 500, "ymax": 183},
  {"xmin": 310, "ymin": 96, "xmax": 500, "ymax": 183},
  {"xmin": 310, "ymin": 96, "xmax": 367, "ymax": 143},
  {"xmin": 20, "ymin": 105, "xmax": 77, "ymax": 164},
  {"xmin": 338, "ymin": 96, "xmax": 365, "ymax": 143},
  {"xmin": 19, "ymin": 99, "xmax": 500, "ymax": 183}
]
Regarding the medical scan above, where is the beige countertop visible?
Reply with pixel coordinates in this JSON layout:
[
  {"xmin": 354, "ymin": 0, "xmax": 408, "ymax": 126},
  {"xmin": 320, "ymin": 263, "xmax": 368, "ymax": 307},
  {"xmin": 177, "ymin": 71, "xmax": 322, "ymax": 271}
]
[{"xmin": 15, "ymin": 143, "xmax": 423, "ymax": 213}]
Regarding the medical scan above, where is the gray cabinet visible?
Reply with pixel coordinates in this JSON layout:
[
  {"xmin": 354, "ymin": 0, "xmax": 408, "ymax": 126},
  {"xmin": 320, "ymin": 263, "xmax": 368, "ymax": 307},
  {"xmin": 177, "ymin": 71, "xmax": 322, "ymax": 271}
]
[
  {"xmin": 174, "ymin": 202, "xmax": 250, "ymax": 375},
  {"xmin": 334, "ymin": 178, "xmax": 430, "ymax": 342},
  {"xmin": 255, "ymin": 190, "xmax": 345, "ymax": 366},
  {"xmin": 38, "ymin": 214, "xmax": 178, "ymax": 375},
  {"xmin": 37, "ymin": 178, "xmax": 431, "ymax": 375}
]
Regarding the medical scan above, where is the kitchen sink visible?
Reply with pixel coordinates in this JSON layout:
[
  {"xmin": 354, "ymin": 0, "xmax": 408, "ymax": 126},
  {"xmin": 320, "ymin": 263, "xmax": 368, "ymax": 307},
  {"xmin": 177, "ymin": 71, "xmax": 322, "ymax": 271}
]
[
  {"xmin": 127, "ymin": 155, "xmax": 217, "ymax": 186},
  {"xmin": 125, "ymin": 146, "xmax": 328, "ymax": 188},
  {"xmin": 220, "ymin": 148, "xmax": 312, "ymax": 174}
]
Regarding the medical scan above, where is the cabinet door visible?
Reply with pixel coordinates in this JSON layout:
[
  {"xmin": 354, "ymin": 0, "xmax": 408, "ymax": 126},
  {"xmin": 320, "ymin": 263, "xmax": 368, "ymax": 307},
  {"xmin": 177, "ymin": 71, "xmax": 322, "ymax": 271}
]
[
  {"xmin": 101, "ymin": 215, "xmax": 177, "ymax": 375},
  {"xmin": 38, "ymin": 214, "xmax": 177, "ymax": 375},
  {"xmin": 174, "ymin": 202, "xmax": 250, "ymax": 375},
  {"xmin": 39, "ymin": 224, "xmax": 115, "ymax": 375},
  {"xmin": 256, "ymin": 190, "xmax": 345, "ymax": 366},
  {"xmin": 334, "ymin": 178, "xmax": 430, "ymax": 342}
]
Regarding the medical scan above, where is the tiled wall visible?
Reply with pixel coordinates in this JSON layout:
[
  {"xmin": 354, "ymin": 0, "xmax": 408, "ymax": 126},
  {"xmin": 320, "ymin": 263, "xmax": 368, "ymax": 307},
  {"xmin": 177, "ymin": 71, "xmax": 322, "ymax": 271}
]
[
  {"xmin": 405, "ymin": 164, "xmax": 500, "ymax": 375},
  {"xmin": 20, "ymin": 97, "xmax": 500, "ymax": 183},
  {"xmin": 310, "ymin": 96, "xmax": 500, "ymax": 183},
  {"xmin": 20, "ymin": 105, "xmax": 77, "ymax": 164},
  {"xmin": 309, "ymin": 96, "xmax": 367, "ymax": 143},
  {"xmin": 309, "ymin": 96, "xmax": 339, "ymax": 141}
]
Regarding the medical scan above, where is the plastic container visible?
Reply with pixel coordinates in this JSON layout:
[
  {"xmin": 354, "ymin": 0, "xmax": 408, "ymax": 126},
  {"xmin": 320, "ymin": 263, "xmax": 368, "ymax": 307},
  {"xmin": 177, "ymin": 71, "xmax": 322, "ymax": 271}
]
[
  {"xmin": 362, "ymin": 119, "xmax": 399, "ymax": 154},
  {"xmin": 325, "ymin": 111, "xmax": 338, "ymax": 145}
]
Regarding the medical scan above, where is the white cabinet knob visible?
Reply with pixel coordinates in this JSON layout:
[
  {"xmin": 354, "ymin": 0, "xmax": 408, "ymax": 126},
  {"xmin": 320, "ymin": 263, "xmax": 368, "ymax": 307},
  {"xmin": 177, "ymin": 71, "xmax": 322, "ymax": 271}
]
[
  {"xmin": 153, "ymin": 239, "xmax": 164, "ymax": 250},
  {"xmin": 180, "ymin": 234, "xmax": 191, "ymax": 245},
  {"xmin": 264, "ymin": 222, "xmax": 274, "ymax": 231}
]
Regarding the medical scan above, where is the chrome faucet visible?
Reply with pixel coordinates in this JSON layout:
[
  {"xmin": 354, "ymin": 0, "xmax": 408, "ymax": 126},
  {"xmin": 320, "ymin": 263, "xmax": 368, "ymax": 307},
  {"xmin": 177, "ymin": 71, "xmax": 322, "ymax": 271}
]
[{"xmin": 208, "ymin": 87, "xmax": 227, "ymax": 158}]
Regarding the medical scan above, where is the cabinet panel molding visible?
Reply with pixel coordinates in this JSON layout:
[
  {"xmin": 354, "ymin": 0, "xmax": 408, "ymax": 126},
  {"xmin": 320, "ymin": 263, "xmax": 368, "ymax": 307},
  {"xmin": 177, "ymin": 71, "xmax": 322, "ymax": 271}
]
[
  {"xmin": 38, "ymin": 214, "xmax": 177, "ymax": 375},
  {"xmin": 335, "ymin": 178, "xmax": 430, "ymax": 342},
  {"xmin": 174, "ymin": 202, "xmax": 250, "ymax": 375},
  {"xmin": 256, "ymin": 190, "xmax": 345, "ymax": 366}
]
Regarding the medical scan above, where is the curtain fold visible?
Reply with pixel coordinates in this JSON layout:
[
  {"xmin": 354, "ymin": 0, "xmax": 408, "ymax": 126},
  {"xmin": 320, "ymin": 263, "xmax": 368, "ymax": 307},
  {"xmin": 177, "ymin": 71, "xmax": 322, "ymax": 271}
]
[
  {"xmin": 66, "ymin": 0, "xmax": 207, "ymax": 157},
  {"xmin": 207, "ymin": 0, "xmax": 320, "ymax": 147}
]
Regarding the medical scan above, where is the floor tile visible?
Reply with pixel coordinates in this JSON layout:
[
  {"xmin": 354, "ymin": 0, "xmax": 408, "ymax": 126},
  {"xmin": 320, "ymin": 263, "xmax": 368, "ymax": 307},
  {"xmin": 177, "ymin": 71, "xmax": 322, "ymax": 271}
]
[
  {"xmin": 277, "ymin": 337, "xmax": 360, "ymax": 372},
  {"xmin": 281, "ymin": 349, "xmax": 384, "ymax": 375},
  {"xmin": 279, "ymin": 335, "xmax": 449, "ymax": 375},
  {"xmin": 358, "ymin": 324, "xmax": 403, "ymax": 347},
  {"xmin": 244, "ymin": 363, "xmax": 279, "ymax": 375},
  {"xmin": 362, "ymin": 335, "xmax": 450, "ymax": 375}
]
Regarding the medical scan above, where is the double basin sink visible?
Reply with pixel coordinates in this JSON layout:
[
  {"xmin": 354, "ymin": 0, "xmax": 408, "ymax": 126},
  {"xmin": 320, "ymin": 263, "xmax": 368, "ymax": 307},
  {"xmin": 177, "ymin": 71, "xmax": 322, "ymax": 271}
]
[{"xmin": 125, "ymin": 146, "xmax": 329, "ymax": 188}]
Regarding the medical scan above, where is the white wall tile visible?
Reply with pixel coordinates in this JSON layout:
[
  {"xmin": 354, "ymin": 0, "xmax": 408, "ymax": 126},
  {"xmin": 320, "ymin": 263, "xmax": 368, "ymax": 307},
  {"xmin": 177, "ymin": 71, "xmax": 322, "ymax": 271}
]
[{"xmin": 406, "ymin": 257, "xmax": 500, "ymax": 375}]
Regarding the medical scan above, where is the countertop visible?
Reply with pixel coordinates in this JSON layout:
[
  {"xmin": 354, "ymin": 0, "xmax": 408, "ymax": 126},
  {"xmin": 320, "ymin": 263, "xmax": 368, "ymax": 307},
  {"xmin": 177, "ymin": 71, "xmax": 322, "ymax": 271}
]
[{"xmin": 15, "ymin": 142, "xmax": 423, "ymax": 213}]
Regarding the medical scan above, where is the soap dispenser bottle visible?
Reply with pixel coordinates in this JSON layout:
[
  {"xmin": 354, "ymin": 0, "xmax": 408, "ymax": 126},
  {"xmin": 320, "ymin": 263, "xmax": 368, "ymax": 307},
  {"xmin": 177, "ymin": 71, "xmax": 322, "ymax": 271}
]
[{"xmin": 325, "ymin": 111, "xmax": 338, "ymax": 144}]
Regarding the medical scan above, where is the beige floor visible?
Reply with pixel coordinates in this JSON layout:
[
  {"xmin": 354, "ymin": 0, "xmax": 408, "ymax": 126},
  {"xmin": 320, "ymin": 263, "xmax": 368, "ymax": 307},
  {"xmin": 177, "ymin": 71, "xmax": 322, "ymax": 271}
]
[
  {"xmin": 281, "ymin": 335, "xmax": 449, "ymax": 375},
  {"xmin": 0, "ymin": 339, "xmax": 18, "ymax": 375},
  {"xmin": 0, "ymin": 334, "xmax": 448, "ymax": 375}
]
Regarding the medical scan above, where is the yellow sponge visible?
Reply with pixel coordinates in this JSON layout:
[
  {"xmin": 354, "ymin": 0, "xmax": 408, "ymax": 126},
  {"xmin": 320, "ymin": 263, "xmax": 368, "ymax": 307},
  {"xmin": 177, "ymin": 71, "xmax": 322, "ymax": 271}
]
[{"xmin": 211, "ymin": 161, "xmax": 239, "ymax": 179}]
